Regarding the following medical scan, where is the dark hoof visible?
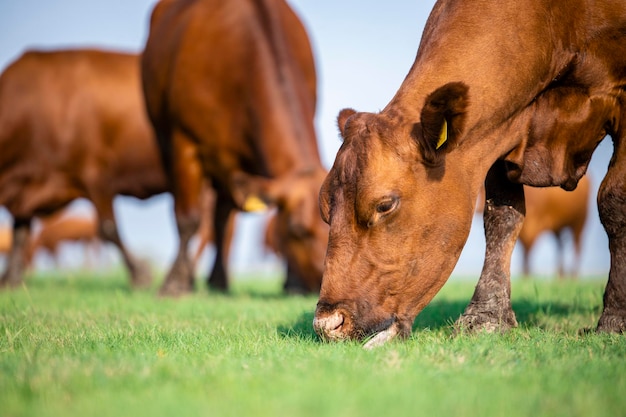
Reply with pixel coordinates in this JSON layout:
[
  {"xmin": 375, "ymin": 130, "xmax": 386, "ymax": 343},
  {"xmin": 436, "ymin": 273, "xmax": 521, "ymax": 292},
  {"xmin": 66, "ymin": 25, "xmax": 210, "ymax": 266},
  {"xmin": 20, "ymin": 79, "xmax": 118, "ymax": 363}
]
[
  {"xmin": 158, "ymin": 281, "xmax": 194, "ymax": 297},
  {"xmin": 596, "ymin": 313, "xmax": 626, "ymax": 334},
  {"xmin": 207, "ymin": 281, "xmax": 229, "ymax": 293},
  {"xmin": 207, "ymin": 272, "xmax": 229, "ymax": 293},
  {"xmin": 0, "ymin": 273, "xmax": 24, "ymax": 289},
  {"xmin": 0, "ymin": 279, "xmax": 22, "ymax": 290},
  {"xmin": 130, "ymin": 260, "xmax": 154, "ymax": 289},
  {"xmin": 454, "ymin": 310, "xmax": 518, "ymax": 335}
]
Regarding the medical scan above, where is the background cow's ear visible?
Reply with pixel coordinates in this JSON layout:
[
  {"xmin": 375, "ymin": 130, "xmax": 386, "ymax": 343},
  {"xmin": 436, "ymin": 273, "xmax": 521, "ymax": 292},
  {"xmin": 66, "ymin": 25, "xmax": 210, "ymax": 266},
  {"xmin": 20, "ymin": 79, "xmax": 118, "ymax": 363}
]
[
  {"xmin": 230, "ymin": 172, "xmax": 274, "ymax": 212},
  {"xmin": 414, "ymin": 82, "xmax": 469, "ymax": 165},
  {"xmin": 337, "ymin": 108, "xmax": 357, "ymax": 138}
]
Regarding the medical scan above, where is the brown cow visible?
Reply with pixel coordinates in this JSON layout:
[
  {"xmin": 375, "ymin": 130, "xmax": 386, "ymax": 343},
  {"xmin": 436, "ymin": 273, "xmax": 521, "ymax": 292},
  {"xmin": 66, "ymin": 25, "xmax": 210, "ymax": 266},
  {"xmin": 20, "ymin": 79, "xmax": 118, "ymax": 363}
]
[
  {"xmin": 0, "ymin": 50, "xmax": 165, "ymax": 288},
  {"xmin": 314, "ymin": 0, "xmax": 626, "ymax": 347},
  {"xmin": 27, "ymin": 214, "xmax": 101, "ymax": 268},
  {"xmin": 142, "ymin": 0, "xmax": 328, "ymax": 296},
  {"xmin": 519, "ymin": 177, "xmax": 590, "ymax": 278}
]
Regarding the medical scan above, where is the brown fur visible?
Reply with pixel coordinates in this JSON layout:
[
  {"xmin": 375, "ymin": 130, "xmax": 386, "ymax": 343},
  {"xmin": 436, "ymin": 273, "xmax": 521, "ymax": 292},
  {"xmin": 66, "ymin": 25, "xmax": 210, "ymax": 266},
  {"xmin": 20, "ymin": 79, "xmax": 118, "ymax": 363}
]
[
  {"xmin": 519, "ymin": 178, "xmax": 590, "ymax": 278},
  {"xmin": 0, "ymin": 50, "xmax": 165, "ymax": 288},
  {"xmin": 314, "ymin": 0, "xmax": 626, "ymax": 343},
  {"xmin": 142, "ymin": 0, "xmax": 328, "ymax": 295}
]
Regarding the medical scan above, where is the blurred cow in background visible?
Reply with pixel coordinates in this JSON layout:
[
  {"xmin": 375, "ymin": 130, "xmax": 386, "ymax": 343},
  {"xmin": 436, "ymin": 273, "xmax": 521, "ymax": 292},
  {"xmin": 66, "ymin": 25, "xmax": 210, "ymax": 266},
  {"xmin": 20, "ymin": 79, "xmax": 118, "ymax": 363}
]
[
  {"xmin": 142, "ymin": 0, "xmax": 328, "ymax": 296},
  {"xmin": 0, "ymin": 47, "xmax": 323, "ymax": 293},
  {"xmin": 27, "ymin": 213, "xmax": 102, "ymax": 269},
  {"xmin": 518, "ymin": 176, "xmax": 590, "ymax": 278},
  {"xmin": 0, "ymin": 50, "xmax": 165, "ymax": 288}
]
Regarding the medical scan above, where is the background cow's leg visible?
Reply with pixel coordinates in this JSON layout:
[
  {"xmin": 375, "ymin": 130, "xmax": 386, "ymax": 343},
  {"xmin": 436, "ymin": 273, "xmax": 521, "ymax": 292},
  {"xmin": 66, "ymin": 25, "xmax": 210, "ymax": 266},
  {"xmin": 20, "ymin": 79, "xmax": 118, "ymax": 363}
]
[
  {"xmin": 207, "ymin": 196, "xmax": 235, "ymax": 291},
  {"xmin": 283, "ymin": 264, "xmax": 310, "ymax": 295},
  {"xmin": 96, "ymin": 200, "xmax": 152, "ymax": 289},
  {"xmin": 0, "ymin": 218, "xmax": 31, "ymax": 288},
  {"xmin": 455, "ymin": 161, "xmax": 524, "ymax": 333},
  {"xmin": 555, "ymin": 231, "xmax": 565, "ymax": 279},
  {"xmin": 159, "ymin": 129, "xmax": 202, "ymax": 297},
  {"xmin": 159, "ymin": 210, "xmax": 199, "ymax": 296},
  {"xmin": 596, "ymin": 146, "xmax": 626, "ymax": 333},
  {"xmin": 521, "ymin": 243, "xmax": 531, "ymax": 278}
]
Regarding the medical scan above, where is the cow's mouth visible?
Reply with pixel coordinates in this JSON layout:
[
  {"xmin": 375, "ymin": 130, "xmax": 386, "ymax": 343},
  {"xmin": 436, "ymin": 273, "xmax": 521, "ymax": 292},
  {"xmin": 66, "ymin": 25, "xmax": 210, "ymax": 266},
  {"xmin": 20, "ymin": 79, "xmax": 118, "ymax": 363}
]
[
  {"xmin": 313, "ymin": 308, "xmax": 402, "ymax": 348},
  {"xmin": 363, "ymin": 320, "xmax": 401, "ymax": 349}
]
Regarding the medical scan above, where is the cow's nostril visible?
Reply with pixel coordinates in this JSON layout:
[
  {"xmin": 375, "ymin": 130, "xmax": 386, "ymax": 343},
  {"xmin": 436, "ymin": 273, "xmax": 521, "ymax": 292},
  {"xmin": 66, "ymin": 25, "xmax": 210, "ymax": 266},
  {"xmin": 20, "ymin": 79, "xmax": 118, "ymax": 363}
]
[{"xmin": 313, "ymin": 311, "xmax": 345, "ymax": 339}]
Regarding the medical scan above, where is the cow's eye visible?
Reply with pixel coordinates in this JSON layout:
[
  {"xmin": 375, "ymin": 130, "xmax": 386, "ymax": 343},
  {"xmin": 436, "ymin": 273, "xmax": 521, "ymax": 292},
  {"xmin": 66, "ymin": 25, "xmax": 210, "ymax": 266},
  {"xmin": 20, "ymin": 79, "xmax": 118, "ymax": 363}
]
[{"xmin": 376, "ymin": 196, "xmax": 399, "ymax": 215}]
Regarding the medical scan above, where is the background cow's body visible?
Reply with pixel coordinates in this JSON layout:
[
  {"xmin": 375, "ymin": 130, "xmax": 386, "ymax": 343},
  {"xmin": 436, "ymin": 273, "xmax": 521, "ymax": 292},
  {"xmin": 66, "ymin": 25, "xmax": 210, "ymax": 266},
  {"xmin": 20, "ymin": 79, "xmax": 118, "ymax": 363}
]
[
  {"xmin": 142, "ymin": 0, "xmax": 327, "ymax": 296},
  {"xmin": 28, "ymin": 214, "xmax": 101, "ymax": 268},
  {"xmin": 519, "ymin": 178, "xmax": 590, "ymax": 278},
  {"xmin": 314, "ymin": 0, "xmax": 626, "ymax": 346},
  {"xmin": 0, "ymin": 49, "xmax": 165, "ymax": 287}
]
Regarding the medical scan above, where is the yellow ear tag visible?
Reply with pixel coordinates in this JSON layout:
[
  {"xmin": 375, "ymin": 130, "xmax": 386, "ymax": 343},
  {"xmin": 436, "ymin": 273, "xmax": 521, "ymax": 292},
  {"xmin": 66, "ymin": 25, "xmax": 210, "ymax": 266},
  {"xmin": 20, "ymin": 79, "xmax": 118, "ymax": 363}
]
[
  {"xmin": 436, "ymin": 118, "xmax": 448, "ymax": 150},
  {"xmin": 243, "ymin": 195, "xmax": 268, "ymax": 212}
]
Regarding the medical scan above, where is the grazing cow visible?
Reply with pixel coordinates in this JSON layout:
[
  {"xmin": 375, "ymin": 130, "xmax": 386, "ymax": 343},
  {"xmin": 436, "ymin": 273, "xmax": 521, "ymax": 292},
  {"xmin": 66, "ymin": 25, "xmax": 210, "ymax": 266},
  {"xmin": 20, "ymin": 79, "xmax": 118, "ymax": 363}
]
[
  {"xmin": 0, "ymin": 50, "xmax": 166, "ymax": 288},
  {"xmin": 28, "ymin": 214, "xmax": 101, "ymax": 268},
  {"xmin": 314, "ymin": 0, "xmax": 626, "ymax": 347},
  {"xmin": 142, "ymin": 0, "xmax": 328, "ymax": 296},
  {"xmin": 519, "ymin": 177, "xmax": 590, "ymax": 278}
]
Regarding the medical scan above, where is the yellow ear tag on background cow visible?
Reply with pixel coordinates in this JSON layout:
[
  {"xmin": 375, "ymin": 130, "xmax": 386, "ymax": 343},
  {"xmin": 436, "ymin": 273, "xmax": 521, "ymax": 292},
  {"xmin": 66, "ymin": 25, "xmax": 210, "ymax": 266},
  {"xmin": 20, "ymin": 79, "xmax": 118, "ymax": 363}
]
[
  {"xmin": 436, "ymin": 118, "xmax": 448, "ymax": 149},
  {"xmin": 243, "ymin": 195, "xmax": 268, "ymax": 212}
]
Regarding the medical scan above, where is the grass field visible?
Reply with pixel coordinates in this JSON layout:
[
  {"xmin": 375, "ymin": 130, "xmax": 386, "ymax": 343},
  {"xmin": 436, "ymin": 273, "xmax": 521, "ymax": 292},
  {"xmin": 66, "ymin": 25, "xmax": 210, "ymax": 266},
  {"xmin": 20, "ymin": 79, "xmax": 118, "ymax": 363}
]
[{"xmin": 1, "ymin": 271, "xmax": 624, "ymax": 417}]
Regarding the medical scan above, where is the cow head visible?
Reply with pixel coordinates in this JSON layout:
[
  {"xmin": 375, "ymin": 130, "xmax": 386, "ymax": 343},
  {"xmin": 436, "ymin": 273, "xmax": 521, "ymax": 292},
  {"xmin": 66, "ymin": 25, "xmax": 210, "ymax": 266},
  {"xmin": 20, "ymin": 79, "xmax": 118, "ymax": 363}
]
[
  {"xmin": 313, "ymin": 82, "xmax": 472, "ymax": 347},
  {"xmin": 234, "ymin": 169, "xmax": 329, "ymax": 292}
]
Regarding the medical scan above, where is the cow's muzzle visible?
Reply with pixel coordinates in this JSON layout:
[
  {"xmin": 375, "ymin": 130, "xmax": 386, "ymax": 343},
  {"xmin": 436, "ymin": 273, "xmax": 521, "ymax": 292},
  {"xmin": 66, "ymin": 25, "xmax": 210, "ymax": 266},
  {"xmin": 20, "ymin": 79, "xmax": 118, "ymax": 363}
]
[
  {"xmin": 313, "ymin": 310, "xmax": 349, "ymax": 341},
  {"xmin": 313, "ymin": 306, "xmax": 402, "ymax": 349}
]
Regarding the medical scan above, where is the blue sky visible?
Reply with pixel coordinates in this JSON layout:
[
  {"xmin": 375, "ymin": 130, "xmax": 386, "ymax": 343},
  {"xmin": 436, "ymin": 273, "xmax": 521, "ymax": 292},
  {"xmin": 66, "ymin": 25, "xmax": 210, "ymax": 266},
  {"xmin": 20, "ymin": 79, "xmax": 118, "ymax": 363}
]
[{"xmin": 0, "ymin": 0, "xmax": 612, "ymax": 278}]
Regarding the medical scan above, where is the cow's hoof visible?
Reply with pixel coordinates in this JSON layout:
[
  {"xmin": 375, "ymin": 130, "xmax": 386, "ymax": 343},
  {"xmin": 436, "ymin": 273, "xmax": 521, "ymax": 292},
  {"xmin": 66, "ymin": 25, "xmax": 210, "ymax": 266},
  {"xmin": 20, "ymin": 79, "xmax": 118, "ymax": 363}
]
[
  {"xmin": 207, "ymin": 273, "xmax": 229, "ymax": 293},
  {"xmin": 454, "ymin": 309, "xmax": 518, "ymax": 335},
  {"xmin": 596, "ymin": 313, "xmax": 626, "ymax": 334},
  {"xmin": 207, "ymin": 281, "xmax": 229, "ymax": 293},
  {"xmin": 158, "ymin": 280, "xmax": 194, "ymax": 297},
  {"xmin": 0, "ymin": 274, "xmax": 23, "ymax": 289},
  {"xmin": 130, "ymin": 261, "xmax": 153, "ymax": 289}
]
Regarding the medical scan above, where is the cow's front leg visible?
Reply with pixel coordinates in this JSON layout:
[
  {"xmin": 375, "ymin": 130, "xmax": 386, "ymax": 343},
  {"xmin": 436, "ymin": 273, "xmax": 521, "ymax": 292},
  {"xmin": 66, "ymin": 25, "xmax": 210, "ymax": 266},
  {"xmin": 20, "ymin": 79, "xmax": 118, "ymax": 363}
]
[
  {"xmin": 96, "ymin": 200, "xmax": 153, "ymax": 289},
  {"xmin": 0, "ymin": 218, "xmax": 31, "ymax": 288},
  {"xmin": 159, "ymin": 128, "xmax": 202, "ymax": 296},
  {"xmin": 455, "ymin": 161, "xmax": 524, "ymax": 333},
  {"xmin": 206, "ymin": 195, "xmax": 235, "ymax": 292},
  {"xmin": 596, "ymin": 150, "xmax": 626, "ymax": 333}
]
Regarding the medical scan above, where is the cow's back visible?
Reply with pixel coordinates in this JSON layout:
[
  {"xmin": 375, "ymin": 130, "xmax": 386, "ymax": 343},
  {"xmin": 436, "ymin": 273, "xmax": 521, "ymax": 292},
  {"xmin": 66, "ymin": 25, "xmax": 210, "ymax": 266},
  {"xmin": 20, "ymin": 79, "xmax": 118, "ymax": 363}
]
[
  {"xmin": 143, "ymin": 0, "xmax": 320, "ymax": 179},
  {"xmin": 0, "ymin": 49, "xmax": 166, "ymax": 217}
]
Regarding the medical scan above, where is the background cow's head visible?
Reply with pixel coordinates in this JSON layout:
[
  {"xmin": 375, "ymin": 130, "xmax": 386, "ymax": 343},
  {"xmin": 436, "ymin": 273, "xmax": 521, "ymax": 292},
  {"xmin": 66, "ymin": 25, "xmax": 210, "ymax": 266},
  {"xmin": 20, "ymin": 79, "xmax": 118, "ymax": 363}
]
[
  {"xmin": 313, "ymin": 83, "xmax": 472, "ymax": 347},
  {"xmin": 234, "ymin": 169, "xmax": 328, "ymax": 292}
]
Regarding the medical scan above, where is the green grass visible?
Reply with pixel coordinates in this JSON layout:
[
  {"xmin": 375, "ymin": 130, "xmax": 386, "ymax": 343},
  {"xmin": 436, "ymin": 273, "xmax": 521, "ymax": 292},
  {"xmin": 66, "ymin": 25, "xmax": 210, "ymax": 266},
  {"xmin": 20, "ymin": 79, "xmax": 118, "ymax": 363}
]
[{"xmin": 1, "ymin": 272, "xmax": 624, "ymax": 417}]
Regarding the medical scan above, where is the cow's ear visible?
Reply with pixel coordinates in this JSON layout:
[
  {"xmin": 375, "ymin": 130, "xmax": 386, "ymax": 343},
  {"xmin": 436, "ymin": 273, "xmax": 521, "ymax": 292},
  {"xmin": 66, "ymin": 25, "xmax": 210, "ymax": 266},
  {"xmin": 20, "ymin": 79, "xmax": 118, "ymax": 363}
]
[
  {"xmin": 230, "ymin": 172, "xmax": 273, "ymax": 212},
  {"xmin": 337, "ymin": 108, "xmax": 357, "ymax": 139},
  {"xmin": 414, "ymin": 82, "xmax": 469, "ymax": 165}
]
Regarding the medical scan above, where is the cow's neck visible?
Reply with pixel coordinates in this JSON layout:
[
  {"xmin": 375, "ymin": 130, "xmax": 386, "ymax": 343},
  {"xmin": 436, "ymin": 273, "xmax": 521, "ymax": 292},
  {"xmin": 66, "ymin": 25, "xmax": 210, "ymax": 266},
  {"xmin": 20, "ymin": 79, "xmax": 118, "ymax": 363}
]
[{"xmin": 383, "ymin": 0, "xmax": 607, "ymax": 159}]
